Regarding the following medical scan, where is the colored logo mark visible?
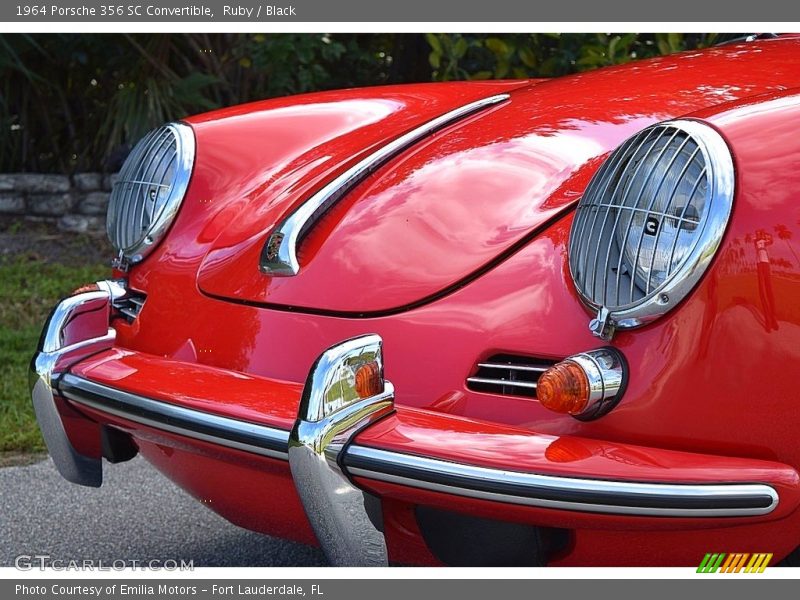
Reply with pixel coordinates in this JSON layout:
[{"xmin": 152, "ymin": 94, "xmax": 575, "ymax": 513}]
[{"xmin": 697, "ymin": 553, "xmax": 772, "ymax": 573}]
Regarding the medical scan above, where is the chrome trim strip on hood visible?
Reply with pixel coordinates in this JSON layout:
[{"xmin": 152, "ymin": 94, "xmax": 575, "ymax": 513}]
[{"xmin": 260, "ymin": 93, "xmax": 511, "ymax": 277}]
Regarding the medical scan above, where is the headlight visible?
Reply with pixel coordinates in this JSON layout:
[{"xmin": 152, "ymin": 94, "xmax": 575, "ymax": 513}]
[
  {"xmin": 106, "ymin": 122, "xmax": 195, "ymax": 269},
  {"xmin": 568, "ymin": 119, "xmax": 734, "ymax": 339}
]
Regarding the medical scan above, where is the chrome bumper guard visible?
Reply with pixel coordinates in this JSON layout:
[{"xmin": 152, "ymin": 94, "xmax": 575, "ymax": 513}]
[
  {"xmin": 33, "ymin": 283, "xmax": 781, "ymax": 566},
  {"xmin": 29, "ymin": 281, "xmax": 125, "ymax": 487}
]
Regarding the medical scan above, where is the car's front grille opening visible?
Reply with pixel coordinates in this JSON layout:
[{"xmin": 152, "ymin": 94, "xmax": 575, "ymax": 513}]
[
  {"xmin": 113, "ymin": 291, "xmax": 147, "ymax": 323},
  {"xmin": 466, "ymin": 354, "xmax": 556, "ymax": 399}
]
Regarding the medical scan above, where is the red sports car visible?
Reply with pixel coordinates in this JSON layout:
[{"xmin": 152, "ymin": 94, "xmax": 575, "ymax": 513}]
[{"xmin": 31, "ymin": 35, "xmax": 800, "ymax": 567}]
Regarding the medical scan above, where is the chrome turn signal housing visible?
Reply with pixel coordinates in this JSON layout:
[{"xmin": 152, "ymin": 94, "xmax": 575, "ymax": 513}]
[{"xmin": 537, "ymin": 348, "xmax": 627, "ymax": 420}]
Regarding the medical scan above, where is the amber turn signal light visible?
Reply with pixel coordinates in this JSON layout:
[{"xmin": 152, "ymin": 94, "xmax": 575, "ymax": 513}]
[
  {"xmin": 71, "ymin": 283, "xmax": 100, "ymax": 296},
  {"xmin": 537, "ymin": 361, "xmax": 590, "ymax": 415},
  {"xmin": 355, "ymin": 361, "xmax": 382, "ymax": 399},
  {"xmin": 537, "ymin": 348, "xmax": 627, "ymax": 420}
]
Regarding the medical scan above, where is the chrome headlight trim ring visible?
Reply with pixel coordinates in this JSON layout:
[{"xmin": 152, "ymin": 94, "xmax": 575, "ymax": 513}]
[
  {"xmin": 568, "ymin": 119, "xmax": 734, "ymax": 339},
  {"xmin": 107, "ymin": 122, "xmax": 195, "ymax": 268}
]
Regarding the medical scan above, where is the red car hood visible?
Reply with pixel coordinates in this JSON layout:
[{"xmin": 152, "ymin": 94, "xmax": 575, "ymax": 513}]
[{"xmin": 190, "ymin": 40, "xmax": 800, "ymax": 314}]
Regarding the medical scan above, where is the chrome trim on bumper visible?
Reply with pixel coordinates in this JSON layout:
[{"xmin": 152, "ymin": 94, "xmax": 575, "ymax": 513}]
[
  {"xmin": 52, "ymin": 366, "xmax": 781, "ymax": 520},
  {"xmin": 58, "ymin": 374, "xmax": 290, "ymax": 461},
  {"xmin": 30, "ymin": 285, "xmax": 118, "ymax": 487},
  {"xmin": 34, "ymin": 287, "xmax": 783, "ymax": 564},
  {"xmin": 288, "ymin": 334, "xmax": 394, "ymax": 566},
  {"xmin": 260, "ymin": 93, "xmax": 510, "ymax": 276},
  {"xmin": 31, "ymin": 374, "xmax": 103, "ymax": 487},
  {"xmin": 343, "ymin": 445, "xmax": 779, "ymax": 518}
]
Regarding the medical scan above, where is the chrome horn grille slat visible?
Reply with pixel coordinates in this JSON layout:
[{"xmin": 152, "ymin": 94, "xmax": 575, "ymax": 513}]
[
  {"xmin": 476, "ymin": 362, "xmax": 548, "ymax": 373},
  {"xmin": 112, "ymin": 290, "xmax": 147, "ymax": 324},
  {"xmin": 466, "ymin": 377, "xmax": 538, "ymax": 390},
  {"xmin": 466, "ymin": 355, "xmax": 556, "ymax": 399}
]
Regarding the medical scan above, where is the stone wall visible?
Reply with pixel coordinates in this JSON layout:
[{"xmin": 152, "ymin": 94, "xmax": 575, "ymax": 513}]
[{"xmin": 0, "ymin": 173, "xmax": 118, "ymax": 233}]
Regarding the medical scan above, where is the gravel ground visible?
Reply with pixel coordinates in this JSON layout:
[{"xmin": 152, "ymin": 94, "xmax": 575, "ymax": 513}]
[{"xmin": 0, "ymin": 456, "xmax": 327, "ymax": 567}]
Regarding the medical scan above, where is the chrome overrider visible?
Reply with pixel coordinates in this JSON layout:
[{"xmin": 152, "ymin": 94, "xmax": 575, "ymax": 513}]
[
  {"xmin": 288, "ymin": 334, "xmax": 394, "ymax": 566},
  {"xmin": 29, "ymin": 280, "xmax": 125, "ymax": 486},
  {"xmin": 33, "ymin": 283, "xmax": 781, "ymax": 565}
]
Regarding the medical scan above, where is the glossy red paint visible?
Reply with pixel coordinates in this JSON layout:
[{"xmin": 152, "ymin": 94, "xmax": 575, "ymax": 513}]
[
  {"xmin": 67, "ymin": 398, "xmax": 317, "ymax": 545},
  {"xmin": 374, "ymin": 481, "xmax": 800, "ymax": 566},
  {"xmin": 351, "ymin": 408, "xmax": 800, "ymax": 542},
  {"xmin": 195, "ymin": 39, "xmax": 800, "ymax": 313},
  {"xmin": 187, "ymin": 80, "xmax": 529, "ymax": 309},
  {"xmin": 65, "ymin": 348, "xmax": 800, "ymax": 524},
  {"xmin": 70, "ymin": 348, "xmax": 301, "ymax": 430},
  {"xmin": 56, "ymin": 396, "xmax": 102, "ymax": 459},
  {"xmin": 355, "ymin": 407, "xmax": 800, "ymax": 498},
  {"xmin": 53, "ymin": 38, "xmax": 800, "ymax": 565}
]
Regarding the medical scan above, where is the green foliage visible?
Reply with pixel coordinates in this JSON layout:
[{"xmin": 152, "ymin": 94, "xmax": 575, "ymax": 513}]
[
  {"xmin": 0, "ymin": 257, "xmax": 108, "ymax": 452},
  {"xmin": 1, "ymin": 33, "xmax": 735, "ymax": 173},
  {"xmin": 0, "ymin": 33, "xmax": 395, "ymax": 172},
  {"xmin": 425, "ymin": 33, "xmax": 725, "ymax": 81}
]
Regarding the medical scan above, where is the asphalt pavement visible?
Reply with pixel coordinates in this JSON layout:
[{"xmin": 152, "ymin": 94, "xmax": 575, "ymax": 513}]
[{"xmin": 0, "ymin": 456, "xmax": 327, "ymax": 567}]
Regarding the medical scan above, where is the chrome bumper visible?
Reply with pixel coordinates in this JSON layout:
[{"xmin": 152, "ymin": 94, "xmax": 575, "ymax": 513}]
[
  {"xmin": 29, "ymin": 281, "xmax": 121, "ymax": 487},
  {"xmin": 33, "ymin": 283, "xmax": 782, "ymax": 566}
]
